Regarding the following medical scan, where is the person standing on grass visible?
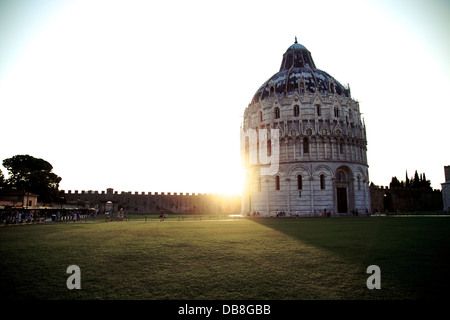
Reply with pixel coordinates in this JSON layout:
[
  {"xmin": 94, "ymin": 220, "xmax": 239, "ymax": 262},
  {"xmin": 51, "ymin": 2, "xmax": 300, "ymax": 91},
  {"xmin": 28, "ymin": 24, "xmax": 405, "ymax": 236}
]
[{"xmin": 160, "ymin": 209, "xmax": 164, "ymax": 222}]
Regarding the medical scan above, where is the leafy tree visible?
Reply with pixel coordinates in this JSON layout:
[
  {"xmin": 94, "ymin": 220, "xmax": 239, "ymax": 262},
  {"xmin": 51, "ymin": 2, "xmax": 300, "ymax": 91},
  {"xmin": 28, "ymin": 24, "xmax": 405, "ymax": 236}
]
[
  {"xmin": 390, "ymin": 169, "xmax": 433, "ymax": 191},
  {"xmin": 419, "ymin": 173, "xmax": 432, "ymax": 190},
  {"xmin": 0, "ymin": 169, "xmax": 5, "ymax": 189},
  {"xmin": 2, "ymin": 154, "xmax": 62, "ymax": 203},
  {"xmin": 389, "ymin": 176, "xmax": 403, "ymax": 188}
]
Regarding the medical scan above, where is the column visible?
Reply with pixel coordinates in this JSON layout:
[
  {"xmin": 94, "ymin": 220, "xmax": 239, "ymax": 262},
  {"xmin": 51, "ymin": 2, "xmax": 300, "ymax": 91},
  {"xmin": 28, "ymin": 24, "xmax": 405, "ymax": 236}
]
[
  {"xmin": 315, "ymin": 139, "xmax": 319, "ymax": 159},
  {"xmin": 285, "ymin": 140, "xmax": 289, "ymax": 161},
  {"xmin": 299, "ymin": 139, "xmax": 303, "ymax": 159},
  {"xmin": 286, "ymin": 178, "xmax": 291, "ymax": 213},
  {"xmin": 310, "ymin": 176, "xmax": 315, "ymax": 215},
  {"xmin": 266, "ymin": 178, "xmax": 270, "ymax": 216},
  {"xmin": 293, "ymin": 139, "xmax": 297, "ymax": 160}
]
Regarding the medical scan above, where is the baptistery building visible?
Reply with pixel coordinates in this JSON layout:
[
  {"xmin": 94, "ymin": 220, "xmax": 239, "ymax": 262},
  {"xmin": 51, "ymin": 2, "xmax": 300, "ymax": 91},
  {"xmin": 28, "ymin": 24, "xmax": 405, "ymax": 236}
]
[{"xmin": 241, "ymin": 38, "xmax": 370, "ymax": 216}]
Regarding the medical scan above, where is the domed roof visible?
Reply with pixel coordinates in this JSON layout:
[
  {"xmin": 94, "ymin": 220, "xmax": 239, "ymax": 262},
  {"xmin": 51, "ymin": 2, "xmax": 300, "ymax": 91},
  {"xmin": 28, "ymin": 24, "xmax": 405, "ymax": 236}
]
[
  {"xmin": 252, "ymin": 38, "xmax": 350, "ymax": 103},
  {"xmin": 287, "ymin": 37, "xmax": 307, "ymax": 50}
]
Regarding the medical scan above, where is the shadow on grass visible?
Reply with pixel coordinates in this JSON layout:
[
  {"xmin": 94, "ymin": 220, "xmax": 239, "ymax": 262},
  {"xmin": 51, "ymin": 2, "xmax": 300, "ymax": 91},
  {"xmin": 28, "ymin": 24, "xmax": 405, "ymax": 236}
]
[{"xmin": 248, "ymin": 216, "xmax": 450, "ymax": 299}]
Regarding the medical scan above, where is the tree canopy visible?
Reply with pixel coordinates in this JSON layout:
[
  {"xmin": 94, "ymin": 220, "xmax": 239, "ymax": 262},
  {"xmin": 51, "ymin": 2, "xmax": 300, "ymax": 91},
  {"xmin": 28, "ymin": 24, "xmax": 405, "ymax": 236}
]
[
  {"xmin": 0, "ymin": 169, "xmax": 5, "ymax": 189},
  {"xmin": 389, "ymin": 170, "xmax": 432, "ymax": 190},
  {"xmin": 2, "ymin": 154, "xmax": 62, "ymax": 203}
]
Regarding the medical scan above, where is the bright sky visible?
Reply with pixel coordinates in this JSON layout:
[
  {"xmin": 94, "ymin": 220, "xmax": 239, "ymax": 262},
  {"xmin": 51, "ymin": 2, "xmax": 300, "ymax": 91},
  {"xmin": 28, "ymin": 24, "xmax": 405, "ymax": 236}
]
[{"xmin": 1, "ymin": 0, "xmax": 449, "ymax": 195}]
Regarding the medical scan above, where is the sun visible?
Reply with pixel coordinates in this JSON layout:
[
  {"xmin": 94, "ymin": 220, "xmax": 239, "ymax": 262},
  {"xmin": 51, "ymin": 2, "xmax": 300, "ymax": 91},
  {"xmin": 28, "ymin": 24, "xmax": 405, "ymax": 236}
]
[{"xmin": 200, "ymin": 164, "xmax": 245, "ymax": 196}]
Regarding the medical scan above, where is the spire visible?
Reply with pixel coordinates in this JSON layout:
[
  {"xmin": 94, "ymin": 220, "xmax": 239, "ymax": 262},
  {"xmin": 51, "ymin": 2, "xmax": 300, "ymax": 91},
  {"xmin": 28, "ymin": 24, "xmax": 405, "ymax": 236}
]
[{"xmin": 295, "ymin": 36, "xmax": 298, "ymax": 44}]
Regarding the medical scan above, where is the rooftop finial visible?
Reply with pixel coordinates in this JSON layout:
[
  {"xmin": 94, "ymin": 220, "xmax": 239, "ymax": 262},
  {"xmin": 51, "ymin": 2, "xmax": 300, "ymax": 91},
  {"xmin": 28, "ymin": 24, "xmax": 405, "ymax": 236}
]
[{"xmin": 295, "ymin": 36, "xmax": 298, "ymax": 44}]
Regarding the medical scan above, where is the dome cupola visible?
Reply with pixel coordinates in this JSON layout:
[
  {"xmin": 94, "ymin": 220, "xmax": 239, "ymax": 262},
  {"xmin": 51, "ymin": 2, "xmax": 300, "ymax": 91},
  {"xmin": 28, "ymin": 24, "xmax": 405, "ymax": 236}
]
[
  {"xmin": 279, "ymin": 36, "xmax": 316, "ymax": 70},
  {"xmin": 253, "ymin": 37, "xmax": 350, "ymax": 103}
]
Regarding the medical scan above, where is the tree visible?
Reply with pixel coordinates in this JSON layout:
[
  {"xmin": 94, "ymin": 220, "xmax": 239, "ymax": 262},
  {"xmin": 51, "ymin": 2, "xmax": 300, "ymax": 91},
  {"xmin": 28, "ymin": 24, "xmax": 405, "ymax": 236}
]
[
  {"xmin": 389, "ymin": 176, "xmax": 403, "ymax": 188},
  {"xmin": 390, "ymin": 169, "xmax": 432, "ymax": 191},
  {"xmin": 419, "ymin": 172, "xmax": 432, "ymax": 190},
  {"xmin": 2, "ymin": 154, "xmax": 62, "ymax": 203},
  {"xmin": 0, "ymin": 169, "xmax": 5, "ymax": 189},
  {"xmin": 412, "ymin": 170, "xmax": 421, "ymax": 188},
  {"xmin": 405, "ymin": 170, "xmax": 410, "ymax": 188}
]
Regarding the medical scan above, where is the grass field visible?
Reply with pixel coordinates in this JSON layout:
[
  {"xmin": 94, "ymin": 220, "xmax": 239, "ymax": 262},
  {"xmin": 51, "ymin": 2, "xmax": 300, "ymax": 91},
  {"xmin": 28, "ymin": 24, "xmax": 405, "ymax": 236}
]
[{"xmin": 0, "ymin": 215, "xmax": 449, "ymax": 300}]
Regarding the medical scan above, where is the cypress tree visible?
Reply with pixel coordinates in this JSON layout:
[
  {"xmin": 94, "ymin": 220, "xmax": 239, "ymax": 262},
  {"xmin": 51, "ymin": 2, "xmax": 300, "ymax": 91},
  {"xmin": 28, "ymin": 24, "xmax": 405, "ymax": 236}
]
[
  {"xmin": 413, "ymin": 170, "xmax": 420, "ymax": 188},
  {"xmin": 405, "ymin": 170, "xmax": 410, "ymax": 188}
]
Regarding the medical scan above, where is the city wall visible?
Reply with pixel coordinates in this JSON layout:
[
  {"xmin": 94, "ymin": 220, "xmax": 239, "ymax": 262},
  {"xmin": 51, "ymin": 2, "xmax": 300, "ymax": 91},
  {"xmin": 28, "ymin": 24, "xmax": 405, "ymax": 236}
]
[
  {"xmin": 370, "ymin": 185, "xmax": 442, "ymax": 213},
  {"xmin": 61, "ymin": 188, "xmax": 241, "ymax": 214},
  {"xmin": 61, "ymin": 185, "xmax": 443, "ymax": 215}
]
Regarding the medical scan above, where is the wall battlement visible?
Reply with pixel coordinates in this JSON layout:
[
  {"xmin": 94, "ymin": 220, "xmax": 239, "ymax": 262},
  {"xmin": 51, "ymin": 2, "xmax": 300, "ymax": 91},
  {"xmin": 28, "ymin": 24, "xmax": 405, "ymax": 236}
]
[
  {"xmin": 61, "ymin": 188, "xmax": 241, "ymax": 214},
  {"xmin": 63, "ymin": 189, "xmax": 217, "ymax": 196}
]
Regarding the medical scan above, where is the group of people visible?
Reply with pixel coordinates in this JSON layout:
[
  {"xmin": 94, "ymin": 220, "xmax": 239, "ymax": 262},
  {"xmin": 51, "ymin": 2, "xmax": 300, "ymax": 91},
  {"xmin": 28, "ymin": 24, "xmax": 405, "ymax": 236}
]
[
  {"xmin": 0, "ymin": 210, "xmax": 42, "ymax": 224},
  {"xmin": 159, "ymin": 210, "xmax": 168, "ymax": 221},
  {"xmin": 275, "ymin": 210, "xmax": 289, "ymax": 217},
  {"xmin": 70, "ymin": 211, "xmax": 82, "ymax": 223},
  {"xmin": 116, "ymin": 209, "xmax": 125, "ymax": 221},
  {"xmin": 51, "ymin": 210, "xmax": 88, "ymax": 222},
  {"xmin": 247, "ymin": 208, "xmax": 372, "ymax": 218}
]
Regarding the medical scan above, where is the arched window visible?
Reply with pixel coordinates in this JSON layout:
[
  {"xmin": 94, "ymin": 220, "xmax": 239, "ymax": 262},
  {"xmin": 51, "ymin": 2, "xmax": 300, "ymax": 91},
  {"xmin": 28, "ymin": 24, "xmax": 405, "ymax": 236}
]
[
  {"xmin": 334, "ymin": 107, "xmax": 339, "ymax": 117},
  {"xmin": 329, "ymin": 81, "xmax": 335, "ymax": 94},
  {"xmin": 320, "ymin": 174, "xmax": 326, "ymax": 190},
  {"xmin": 357, "ymin": 175, "xmax": 361, "ymax": 191},
  {"xmin": 259, "ymin": 111, "xmax": 263, "ymax": 122},
  {"xmin": 303, "ymin": 137, "xmax": 309, "ymax": 154},
  {"xmin": 270, "ymin": 86, "xmax": 275, "ymax": 97},
  {"xmin": 297, "ymin": 174, "xmax": 302, "ymax": 190},
  {"xmin": 267, "ymin": 139, "xmax": 272, "ymax": 157},
  {"xmin": 316, "ymin": 105, "xmax": 321, "ymax": 116},
  {"xmin": 293, "ymin": 105, "xmax": 300, "ymax": 117},
  {"xmin": 274, "ymin": 107, "xmax": 280, "ymax": 119},
  {"xmin": 275, "ymin": 175, "xmax": 280, "ymax": 191},
  {"xmin": 336, "ymin": 171, "xmax": 346, "ymax": 181},
  {"xmin": 299, "ymin": 81, "xmax": 306, "ymax": 93}
]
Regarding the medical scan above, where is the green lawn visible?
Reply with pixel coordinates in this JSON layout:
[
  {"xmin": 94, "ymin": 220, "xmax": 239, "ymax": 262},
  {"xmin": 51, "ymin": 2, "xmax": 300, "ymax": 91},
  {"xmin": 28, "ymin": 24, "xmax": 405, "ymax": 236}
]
[{"xmin": 0, "ymin": 216, "xmax": 449, "ymax": 300}]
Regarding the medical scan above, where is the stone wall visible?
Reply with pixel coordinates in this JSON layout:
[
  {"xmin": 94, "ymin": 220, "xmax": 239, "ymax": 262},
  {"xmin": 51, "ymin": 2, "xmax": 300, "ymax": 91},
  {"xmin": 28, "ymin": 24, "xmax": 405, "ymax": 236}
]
[
  {"xmin": 62, "ymin": 188, "xmax": 241, "ymax": 214},
  {"xmin": 442, "ymin": 183, "xmax": 450, "ymax": 213},
  {"xmin": 61, "ymin": 185, "xmax": 443, "ymax": 215},
  {"xmin": 370, "ymin": 185, "xmax": 442, "ymax": 213}
]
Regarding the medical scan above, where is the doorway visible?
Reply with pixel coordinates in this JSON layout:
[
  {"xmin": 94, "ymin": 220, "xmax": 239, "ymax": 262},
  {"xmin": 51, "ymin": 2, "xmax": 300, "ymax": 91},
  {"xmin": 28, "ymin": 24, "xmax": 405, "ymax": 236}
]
[{"xmin": 337, "ymin": 187, "xmax": 348, "ymax": 213}]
